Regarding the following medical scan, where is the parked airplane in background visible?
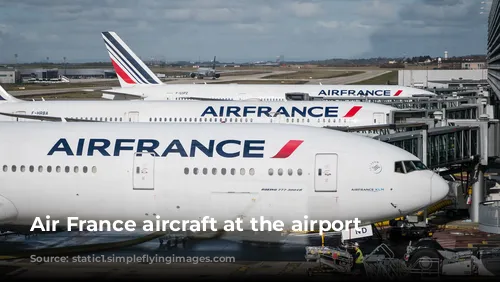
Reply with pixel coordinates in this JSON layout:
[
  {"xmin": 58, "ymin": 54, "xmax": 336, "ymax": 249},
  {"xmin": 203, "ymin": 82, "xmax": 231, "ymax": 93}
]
[
  {"xmin": 189, "ymin": 56, "xmax": 220, "ymax": 79},
  {"xmin": 100, "ymin": 31, "xmax": 437, "ymax": 101},
  {"xmin": 0, "ymin": 86, "xmax": 397, "ymax": 130},
  {"xmin": 0, "ymin": 122, "xmax": 449, "ymax": 238}
]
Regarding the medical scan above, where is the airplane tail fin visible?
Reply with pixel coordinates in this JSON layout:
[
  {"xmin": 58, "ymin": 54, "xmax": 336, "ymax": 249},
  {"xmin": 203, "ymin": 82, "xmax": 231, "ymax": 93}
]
[
  {"xmin": 0, "ymin": 85, "xmax": 22, "ymax": 103},
  {"xmin": 101, "ymin": 31, "xmax": 163, "ymax": 88}
]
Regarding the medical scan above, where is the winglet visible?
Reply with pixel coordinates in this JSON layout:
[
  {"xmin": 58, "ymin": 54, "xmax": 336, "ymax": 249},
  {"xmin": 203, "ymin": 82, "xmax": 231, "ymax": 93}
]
[{"xmin": 0, "ymin": 85, "xmax": 22, "ymax": 103}]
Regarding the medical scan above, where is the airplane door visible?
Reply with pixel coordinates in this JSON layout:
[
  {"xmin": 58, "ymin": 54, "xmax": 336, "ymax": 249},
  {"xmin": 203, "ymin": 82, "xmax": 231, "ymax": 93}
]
[
  {"xmin": 14, "ymin": 111, "xmax": 26, "ymax": 122},
  {"xmin": 373, "ymin": 112, "xmax": 386, "ymax": 124},
  {"xmin": 133, "ymin": 152, "xmax": 155, "ymax": 190},
  {"xmin": 314, "ymin": 153, "xmax": 338, "ymax": 192},
  {"xmin": 128, "ymin": 111, "xmax": 139, "ymax": 122}
]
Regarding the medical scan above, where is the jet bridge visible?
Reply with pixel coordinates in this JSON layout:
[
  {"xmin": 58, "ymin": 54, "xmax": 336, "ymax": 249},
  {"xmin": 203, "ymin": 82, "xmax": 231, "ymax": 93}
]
[{"xmin": 331, "ymin": 123, "xmax": 482, "ymax": 169}]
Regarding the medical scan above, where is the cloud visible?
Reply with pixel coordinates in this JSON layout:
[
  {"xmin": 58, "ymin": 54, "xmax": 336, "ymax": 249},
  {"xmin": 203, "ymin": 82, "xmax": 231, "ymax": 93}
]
[
  {"xmin": 288, "ymin": 1, "xmax": 322, "ymax": 18},
  {"xmin": 0, "ymin": 0, "xmax": 489, "ymax": 63}
]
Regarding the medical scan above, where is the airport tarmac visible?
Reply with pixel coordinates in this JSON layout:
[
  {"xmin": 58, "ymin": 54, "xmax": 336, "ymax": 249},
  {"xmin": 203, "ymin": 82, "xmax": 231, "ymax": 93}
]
[
  {"xmin": 0, "ymin": 231, "xmax": 401, "ymax": 281},
  {"xmin": 9, "ymin": 87, "xmax": 111, "ymax": 97},
  {"xmin": 7, "ymin": 68, "xmax": 389, "ymax": 98},
  {"xmin": 2, "ymin": 217, "xmax": 500, "ymax": 280}
]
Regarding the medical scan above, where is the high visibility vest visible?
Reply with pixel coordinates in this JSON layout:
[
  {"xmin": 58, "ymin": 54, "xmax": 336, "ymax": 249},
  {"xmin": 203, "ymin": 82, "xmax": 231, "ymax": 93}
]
[{"xmin": 355, "ymin": 249, "xmax": 364, "ymax": 264}]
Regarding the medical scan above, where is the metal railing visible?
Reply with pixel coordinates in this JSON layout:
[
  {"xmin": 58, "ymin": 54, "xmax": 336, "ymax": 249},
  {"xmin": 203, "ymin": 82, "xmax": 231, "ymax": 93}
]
[{"xmin": 479, "ymin": 200, "xmax": 500, "ymax": 233}]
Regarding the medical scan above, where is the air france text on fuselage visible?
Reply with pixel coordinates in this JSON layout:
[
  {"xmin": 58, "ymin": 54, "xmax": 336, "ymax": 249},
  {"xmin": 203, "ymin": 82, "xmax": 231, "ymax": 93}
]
[
  {"xmin": 47, "ymin": 138, "xmax": 268, "ymax": 158},
  {"xmin": 318, "ymin": 89, "xmax": 391, "ymax": 96},
  {"xmin": 200, "ymin": 106, "xmax": 338, "ymax": 118}
]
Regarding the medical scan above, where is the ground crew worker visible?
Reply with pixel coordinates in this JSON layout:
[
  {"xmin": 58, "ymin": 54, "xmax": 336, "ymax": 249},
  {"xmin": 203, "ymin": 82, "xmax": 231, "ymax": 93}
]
[{"xmin": 352, "ymin": 242, "xmax": 365, "ymax": 275}]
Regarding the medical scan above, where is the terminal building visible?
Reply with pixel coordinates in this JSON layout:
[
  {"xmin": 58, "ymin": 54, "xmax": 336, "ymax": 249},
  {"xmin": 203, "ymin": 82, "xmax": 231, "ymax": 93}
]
[
  {"xmin": 0, "ymin": 68, "xmax": 21, "ymax": 84},
  {"xmin": 19, "ymin": 68, "xmax": 116, "ymax": 80},
  {"xmin": 398, "ymin": 69, "xmax": 488, "ymax": 89},
  {"xmin": 489, "ymin": 0, "xmax": 500, "ymax": 105}
]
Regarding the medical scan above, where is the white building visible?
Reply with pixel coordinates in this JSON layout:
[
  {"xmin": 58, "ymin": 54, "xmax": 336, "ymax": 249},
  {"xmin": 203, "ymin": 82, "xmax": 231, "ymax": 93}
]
[
  {"xmin": 398, "ymin": 69, "xmax": 488, "ymax": 89},
  {"xmin": 0, "ymin": 69, "xmax": 21, "ymax": 84}
]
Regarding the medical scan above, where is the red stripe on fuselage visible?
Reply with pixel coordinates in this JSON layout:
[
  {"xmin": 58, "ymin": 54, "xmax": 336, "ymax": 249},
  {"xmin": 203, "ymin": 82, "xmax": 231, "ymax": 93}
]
[
  {"xmin": 111, "ymin": 59, "xmax": 136, "ymax": 84},
  {"xmin": 394, "ymin": 90, "xmax": 403, "ymax": 96},
  {"xmin": 343, "ymin": 106, "xmax": 362, "ymax": 118},
  {"xmin": 271, "ymin": 140, "xmax": 304, "ymax": 159}
]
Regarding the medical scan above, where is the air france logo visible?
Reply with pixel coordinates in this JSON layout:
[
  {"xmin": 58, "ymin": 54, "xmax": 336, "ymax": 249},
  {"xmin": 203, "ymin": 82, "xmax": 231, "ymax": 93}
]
[
  {"xmin": 201, "ymin": 106, "xmax": 339, "ymax": 118},
  {"xmin": 318, "ymin": 89, "xmax": 403, "ymax": 97},
  {"xmin": 47, "ymin": 138, "xmax": 304, "ymax": 159}
]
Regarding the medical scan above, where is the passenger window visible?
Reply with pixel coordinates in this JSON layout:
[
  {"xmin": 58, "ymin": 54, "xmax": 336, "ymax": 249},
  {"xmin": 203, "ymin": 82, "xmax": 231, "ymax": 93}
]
[
  {"xmin": 29, "ymin": 165, "xmax": 34, "ymax": 172},
  {"xmin": 56, "ymin": 166, "xmax": 61, "ymax": 173},
  {"xmin": 92, "ymin": 166, "xmax": 97, "ymax": 173},
  {"xmin": 2, "ymin": 165, "xmax": 7, "ymax": 172},
  {"xmin": 221, "ymin": 168, "xmax": 226, "ymax": 175},
  {"xmin": 249, "ymin": 168, "xmax": 255, "ymax": 175},
  {"xmin": 278, "ymin": 168, "xmax": 283, "ymax": 176},
  {"xmin": 11, "ymin": 165, "xmax": 16, "ymax": 172},
  {"xmin": 136, "ymin": 167, "xmax": 140, "ymax": 174},
  {"xmin": 297, "ymin": 169, "xmax": 303, "ymax": 176},
  {"xmin": 184, "ymin": 167, "xmax": 189, "ymax": 175},
  {"xmin": 212, "ymin": 168, "xmax": 217, "ymax": 175},
  {"xmin": 394, "ymin": 162, "xmax": 404, "ymax": 173},
  {"xmin": 65, "ymin": 166, "xmax": 70, "ymax": 173},
  {"xmin": 21, "ymin": 165, "xmax": 25, "ymax": 172},
  {"xmin": 203, "ymin": 168, "xmax": 207, "ymax": 175},
  {"xmin": 74, "ymin": 166, "xmax": 79, "ymax": 173},
  {"xmin": 240, "ymin": 168, "xmax": 245, "ymax": 175},
  {"xmin": 193, "ymin": 168, "xmax": 199, "ymax": 175},
  {"xmin": 288, "ymin": 168, "xmax": 293, "ymax": 176},
  {"xmin": 230, "ymin": 168, "xmax": 235, "ymax": 175},
  {"xmin": 47, "ymin": 166, "xmax": 52, "ymax": 173},
  {"xmin": 268, "ymin": 168, "xmax": 274, "ymax": 176},
  {"xmin": 38, "ymin": 165, "xmax": 43, "ymax": 172},
  {"xmin": 83, "ymin": 166, "xmax": 88, "ymax": 173}
]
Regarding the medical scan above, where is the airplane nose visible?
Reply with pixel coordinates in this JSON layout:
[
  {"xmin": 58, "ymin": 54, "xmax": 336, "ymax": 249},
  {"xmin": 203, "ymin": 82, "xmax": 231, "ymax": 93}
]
[
  {"xmin": 0, "ymin": 194, "xmax": 18, "ymax": 224},
  {"xmin": 430, "ymin": 173, "xmax": 450, "ymax": 204}
]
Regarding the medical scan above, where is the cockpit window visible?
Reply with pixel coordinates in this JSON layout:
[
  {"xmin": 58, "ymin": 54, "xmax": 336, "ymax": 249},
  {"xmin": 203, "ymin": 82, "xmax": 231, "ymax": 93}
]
[
  {"xmin": 395, "ymin": 162, "xmax": 405, "ymax": 173},
  {"xmin": 412, "ymin": 161, "xmax": 427, "ymax": 170},
  {"xmin": 395, "ymin": 160, "xmax": 428, "ymax": 174},
  {"xmin": 404, "ymin": 161, "xmax": 417, "ymax": 173}
]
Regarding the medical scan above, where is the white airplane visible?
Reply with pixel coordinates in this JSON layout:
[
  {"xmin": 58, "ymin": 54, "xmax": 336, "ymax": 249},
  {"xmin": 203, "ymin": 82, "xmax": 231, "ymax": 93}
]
[
  {"xmin": 189, "ymin": 56, "xmax": 220, "ymax": 79},
  {"xmin": 100, "ymin": 31, "xmax": 437, "ymax": 101},
  {"xmin": 0, "ymin": 122, "xmax": 449, "ymax": 236},
  {"xmin": 0, "ymin": 86, "xmax": 396, "ymax": 130}
]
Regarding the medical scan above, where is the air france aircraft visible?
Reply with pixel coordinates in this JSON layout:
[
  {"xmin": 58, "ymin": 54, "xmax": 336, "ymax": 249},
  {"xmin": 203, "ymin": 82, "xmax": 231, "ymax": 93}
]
[
  {"xmin": 100, "ymin": 31, "xmax": 437, "ymax": 101},
  {"xmin": 0, "ymin": 87, "xmax": 396, "ymax": 130},
  {"xmin": 0, "ymin": 122, "xmax": 449, "ymax": 236}
]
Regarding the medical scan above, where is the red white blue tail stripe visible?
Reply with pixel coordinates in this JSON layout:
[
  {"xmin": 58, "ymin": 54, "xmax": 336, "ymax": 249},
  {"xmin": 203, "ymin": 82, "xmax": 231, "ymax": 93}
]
[{"xmin": 101, "ymin": 31, "xmax": 162, "ymax": 87}]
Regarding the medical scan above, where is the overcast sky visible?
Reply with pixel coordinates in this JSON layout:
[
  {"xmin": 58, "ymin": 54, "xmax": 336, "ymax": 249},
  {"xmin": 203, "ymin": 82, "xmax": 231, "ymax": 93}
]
[{"xmin": 0, "ymin": 0, "xmax": 492, "ymax": 63}]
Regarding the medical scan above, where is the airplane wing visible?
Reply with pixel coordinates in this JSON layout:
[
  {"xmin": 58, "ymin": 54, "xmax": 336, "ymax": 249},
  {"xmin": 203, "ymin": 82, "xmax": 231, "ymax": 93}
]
[
  {"xmin": 0, "ymin": 112, "xmax": 101, "ymax": 122},
  {"xmin": 101, "ymin": 89, "xmax": 145, "ymax": 100}
]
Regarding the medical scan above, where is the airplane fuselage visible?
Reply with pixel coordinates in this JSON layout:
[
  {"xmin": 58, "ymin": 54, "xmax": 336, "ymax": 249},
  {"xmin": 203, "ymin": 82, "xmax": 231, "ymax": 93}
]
[
  {"xmin": 0, "ymin": 123, "xmax": 449, "ymax": 232},
  {"xmin": 103, "ymin": 84, "xmax": 436, "ymax": 101},
  {"xmin": 0, "ymin": 100, "xmax": 396, "ymax": 129}
]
